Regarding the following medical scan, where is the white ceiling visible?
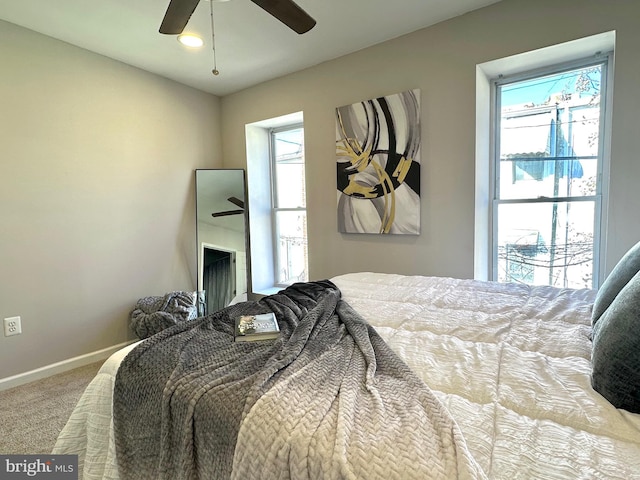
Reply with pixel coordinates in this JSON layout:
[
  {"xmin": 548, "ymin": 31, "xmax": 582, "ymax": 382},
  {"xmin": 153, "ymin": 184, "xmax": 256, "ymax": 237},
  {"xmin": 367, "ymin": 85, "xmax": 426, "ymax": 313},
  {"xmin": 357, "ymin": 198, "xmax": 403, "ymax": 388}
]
[
  {"xmin": 196, "ymin": 169, "xmax": 246, "ymax": 231},
  {"xmin": 0, "ymin": 0, "xmax": 502, "ymax": 97}
]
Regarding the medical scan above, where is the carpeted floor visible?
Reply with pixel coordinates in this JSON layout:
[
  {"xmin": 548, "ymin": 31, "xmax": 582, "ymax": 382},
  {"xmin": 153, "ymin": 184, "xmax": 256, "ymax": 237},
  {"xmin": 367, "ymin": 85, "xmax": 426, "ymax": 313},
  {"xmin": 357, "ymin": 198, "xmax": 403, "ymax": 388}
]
[{"xmin": 0, "ymin": 362, "xmax": 102, "ymax": 454}]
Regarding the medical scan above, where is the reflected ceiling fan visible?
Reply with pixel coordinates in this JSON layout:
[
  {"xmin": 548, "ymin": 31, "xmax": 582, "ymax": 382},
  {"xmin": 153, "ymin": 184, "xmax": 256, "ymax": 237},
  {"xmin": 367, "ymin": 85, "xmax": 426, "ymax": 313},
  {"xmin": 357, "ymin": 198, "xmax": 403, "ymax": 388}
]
[
  {"xmin": 211, "ymin": 196, "xmax": 245, "ymax": 218},
  {"xmin": 160, "ymin": 0, "xmax": 316, "ymax": 35}
]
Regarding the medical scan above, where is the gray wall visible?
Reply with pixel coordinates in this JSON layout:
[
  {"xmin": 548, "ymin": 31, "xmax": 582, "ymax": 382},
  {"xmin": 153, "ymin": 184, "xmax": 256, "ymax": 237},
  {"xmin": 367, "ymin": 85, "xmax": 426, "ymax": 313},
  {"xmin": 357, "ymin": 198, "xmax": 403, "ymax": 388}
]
[
  {"xmin": 2, "ymin": 0, "xmax": 640, "ymax": 379},
  {"xmin": 0, "ymin": 20, "xmax": 222, "ymax": 378},
  {"xmin": 220, "ymin": 0, "xmax": 640, "ymax": 284}
]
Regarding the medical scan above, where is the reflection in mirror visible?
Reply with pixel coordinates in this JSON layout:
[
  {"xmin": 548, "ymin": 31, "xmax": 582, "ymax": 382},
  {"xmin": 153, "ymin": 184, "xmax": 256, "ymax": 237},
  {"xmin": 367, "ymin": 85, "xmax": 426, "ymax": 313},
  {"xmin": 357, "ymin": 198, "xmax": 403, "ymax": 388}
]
[{"xmin": 196, "ymin": 169, "xmax": 249, "ymax": 315}]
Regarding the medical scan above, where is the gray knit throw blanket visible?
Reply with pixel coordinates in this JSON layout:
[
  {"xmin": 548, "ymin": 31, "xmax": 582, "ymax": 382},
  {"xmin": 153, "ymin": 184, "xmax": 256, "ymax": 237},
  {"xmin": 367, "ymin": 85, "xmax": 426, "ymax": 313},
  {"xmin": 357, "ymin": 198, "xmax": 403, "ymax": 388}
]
[
  {"xmin": 129, "ymin": 291, "xmax": 197, "ymax": 340},
  {"xmin": 113, "ymin": 280, "xmax": 485, "ymax": 480}
]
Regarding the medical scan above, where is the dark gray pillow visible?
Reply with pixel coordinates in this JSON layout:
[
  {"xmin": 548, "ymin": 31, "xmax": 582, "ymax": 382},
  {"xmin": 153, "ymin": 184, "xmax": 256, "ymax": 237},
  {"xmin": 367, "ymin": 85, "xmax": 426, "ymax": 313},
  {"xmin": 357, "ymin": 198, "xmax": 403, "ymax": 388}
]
[
  {"xmin": 592, "ymin": 240, "xmax": 640, "ymax": 325},
  {"xmin": 129, "ymin": 291, "xmax": 198, "ymax": 339},
  {"xmin": 591, "ymin": 270, "xmax": 640, "ymax": 413}
]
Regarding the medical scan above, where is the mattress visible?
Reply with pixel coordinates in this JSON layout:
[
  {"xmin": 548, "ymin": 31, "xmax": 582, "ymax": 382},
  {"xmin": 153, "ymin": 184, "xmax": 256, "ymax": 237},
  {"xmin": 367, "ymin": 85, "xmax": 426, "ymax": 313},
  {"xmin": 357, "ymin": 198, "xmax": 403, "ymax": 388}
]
[{"xmin": 54, "ymin": 272, "xmax": 640, "ymax": 479}]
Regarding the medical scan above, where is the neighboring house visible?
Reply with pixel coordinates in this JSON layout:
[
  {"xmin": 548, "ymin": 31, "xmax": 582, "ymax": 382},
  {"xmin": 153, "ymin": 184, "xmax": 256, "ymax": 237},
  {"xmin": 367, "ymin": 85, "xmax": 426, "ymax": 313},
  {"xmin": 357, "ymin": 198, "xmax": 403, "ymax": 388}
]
[{"xmin": 499, "ymin": 93, "xmax": 600, "ymax": 288}]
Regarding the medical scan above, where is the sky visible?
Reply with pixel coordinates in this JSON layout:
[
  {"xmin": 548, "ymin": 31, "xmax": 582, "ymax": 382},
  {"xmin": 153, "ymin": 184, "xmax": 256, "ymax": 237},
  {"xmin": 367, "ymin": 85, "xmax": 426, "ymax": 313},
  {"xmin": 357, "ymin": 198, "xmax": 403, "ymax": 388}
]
[{"xmin": 501, "ymin": 65, "xmax": 601, "ymax": 107}]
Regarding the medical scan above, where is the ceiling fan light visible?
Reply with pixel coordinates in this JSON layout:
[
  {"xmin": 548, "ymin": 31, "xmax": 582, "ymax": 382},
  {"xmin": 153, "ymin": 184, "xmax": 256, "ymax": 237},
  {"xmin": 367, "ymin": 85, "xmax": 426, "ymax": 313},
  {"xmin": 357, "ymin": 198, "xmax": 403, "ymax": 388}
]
[{"xmin": 177, "ymin": 33, "xmax": 204, "ymax": 48}]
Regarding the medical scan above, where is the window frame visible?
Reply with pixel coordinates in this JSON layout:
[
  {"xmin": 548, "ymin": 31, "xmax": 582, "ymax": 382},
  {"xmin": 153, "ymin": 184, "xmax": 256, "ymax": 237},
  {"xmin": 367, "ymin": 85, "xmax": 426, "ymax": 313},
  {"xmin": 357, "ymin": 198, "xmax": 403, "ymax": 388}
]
[
  {"xmin": 268, "ymin": 123, "xmax": 308, "ymax": 287},
  {"xmin": 489, "ymin": 53, "xmax": 612, "ymax": 288}
]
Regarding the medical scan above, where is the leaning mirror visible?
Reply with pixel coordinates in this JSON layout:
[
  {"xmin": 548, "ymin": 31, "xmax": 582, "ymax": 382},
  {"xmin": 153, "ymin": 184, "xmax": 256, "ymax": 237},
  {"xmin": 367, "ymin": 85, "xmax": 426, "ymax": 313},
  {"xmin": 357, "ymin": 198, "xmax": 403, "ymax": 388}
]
[{"xmin": 196, "ymin": 169, "xmax": 249, "ymax": 315}]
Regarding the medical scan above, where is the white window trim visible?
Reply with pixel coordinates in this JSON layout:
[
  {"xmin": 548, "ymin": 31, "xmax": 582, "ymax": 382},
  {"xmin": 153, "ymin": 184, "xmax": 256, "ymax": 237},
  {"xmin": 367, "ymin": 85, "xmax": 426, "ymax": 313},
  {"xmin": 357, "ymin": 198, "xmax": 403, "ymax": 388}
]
[
  {"xmin": 245, "ymin": 112, "xmax": 305, "ymax": 295},
  {"xmin": 269, "ymin": 123, "xmax": 306, "ymax": 288},
  {"xmin": 475, "ymin": 31, "xmax": 615, "ymax": 287}
]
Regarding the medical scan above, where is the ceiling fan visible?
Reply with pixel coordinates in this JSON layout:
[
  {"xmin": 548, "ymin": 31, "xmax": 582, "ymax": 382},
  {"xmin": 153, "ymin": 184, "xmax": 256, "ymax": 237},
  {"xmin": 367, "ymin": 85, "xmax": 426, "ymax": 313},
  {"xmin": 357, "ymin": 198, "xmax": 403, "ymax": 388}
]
[
  {"xmin": 211, "ymin": 196, "xmax": 245, "ymax": 218},
  {"xmin": 160, "ymin": 0, "xmax": 316, "ymax": 35}
]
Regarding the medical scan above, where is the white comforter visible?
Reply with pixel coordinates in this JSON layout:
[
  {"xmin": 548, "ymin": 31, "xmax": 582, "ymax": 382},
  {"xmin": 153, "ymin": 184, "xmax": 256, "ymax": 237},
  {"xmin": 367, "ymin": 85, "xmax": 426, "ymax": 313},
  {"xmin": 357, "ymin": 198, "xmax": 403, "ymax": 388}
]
[{"xmin": 55, "ymin": 273, "xmax": 640, "ymax": 479}]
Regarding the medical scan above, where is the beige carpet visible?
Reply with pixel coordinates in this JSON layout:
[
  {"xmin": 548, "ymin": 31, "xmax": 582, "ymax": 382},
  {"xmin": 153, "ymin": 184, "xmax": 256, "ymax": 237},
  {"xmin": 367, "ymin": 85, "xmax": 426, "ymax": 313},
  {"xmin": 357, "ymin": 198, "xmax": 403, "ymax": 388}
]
[{"xmin": 0, "ymin": 362, "xmax": 102, "ymax": 454}]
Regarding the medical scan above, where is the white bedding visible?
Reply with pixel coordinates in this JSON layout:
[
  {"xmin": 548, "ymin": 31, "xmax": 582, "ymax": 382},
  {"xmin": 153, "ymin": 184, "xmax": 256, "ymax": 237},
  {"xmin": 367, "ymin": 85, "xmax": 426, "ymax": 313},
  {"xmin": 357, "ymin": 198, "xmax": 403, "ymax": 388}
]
[
  {"xmin": 54, "ymin": 273, "xmax": 640, "ymax": 479},
  {"xmin": 54, "ymin": 342, "xmax": 139, "ymax": 480}
]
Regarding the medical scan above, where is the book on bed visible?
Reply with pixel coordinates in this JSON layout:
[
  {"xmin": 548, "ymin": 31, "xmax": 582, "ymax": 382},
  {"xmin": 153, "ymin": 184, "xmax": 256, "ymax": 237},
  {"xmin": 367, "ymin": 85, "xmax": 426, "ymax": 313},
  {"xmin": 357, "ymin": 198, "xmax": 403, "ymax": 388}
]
[{"xmin": 234, "ymin": 312, "xmax": 280, "ymax": 342}]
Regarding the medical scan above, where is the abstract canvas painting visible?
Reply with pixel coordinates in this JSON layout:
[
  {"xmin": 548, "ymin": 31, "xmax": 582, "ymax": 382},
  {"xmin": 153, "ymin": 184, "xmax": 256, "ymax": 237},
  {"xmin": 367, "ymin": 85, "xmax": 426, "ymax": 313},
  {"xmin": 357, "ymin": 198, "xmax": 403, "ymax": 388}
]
[{"xmin": 336, "ymin": 89, "xmax": 421, "ymax": 234}]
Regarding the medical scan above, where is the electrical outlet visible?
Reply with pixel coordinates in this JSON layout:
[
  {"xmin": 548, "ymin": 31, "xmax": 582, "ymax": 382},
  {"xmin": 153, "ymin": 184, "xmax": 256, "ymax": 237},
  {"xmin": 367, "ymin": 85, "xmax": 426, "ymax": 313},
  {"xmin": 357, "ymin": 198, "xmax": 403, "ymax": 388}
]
[{"xmin": 4, "ymin": 316, "xmax": 22, "ymax": 337}]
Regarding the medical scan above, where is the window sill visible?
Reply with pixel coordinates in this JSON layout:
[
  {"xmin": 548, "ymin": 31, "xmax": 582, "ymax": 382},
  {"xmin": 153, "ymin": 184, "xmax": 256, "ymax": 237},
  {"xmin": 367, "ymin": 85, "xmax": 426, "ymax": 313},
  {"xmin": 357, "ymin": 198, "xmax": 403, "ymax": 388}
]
[{"xmin": 252, "ymin": 286, "xmax": 282, "ymax": 297}]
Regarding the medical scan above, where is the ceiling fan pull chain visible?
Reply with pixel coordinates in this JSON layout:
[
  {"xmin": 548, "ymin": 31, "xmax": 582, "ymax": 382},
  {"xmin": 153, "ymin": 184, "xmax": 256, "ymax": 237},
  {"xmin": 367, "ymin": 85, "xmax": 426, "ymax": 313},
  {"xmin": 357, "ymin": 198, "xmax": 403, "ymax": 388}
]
[{"xmin": 209, "ymin": 0, "xmax": 219, "ymax": 76}]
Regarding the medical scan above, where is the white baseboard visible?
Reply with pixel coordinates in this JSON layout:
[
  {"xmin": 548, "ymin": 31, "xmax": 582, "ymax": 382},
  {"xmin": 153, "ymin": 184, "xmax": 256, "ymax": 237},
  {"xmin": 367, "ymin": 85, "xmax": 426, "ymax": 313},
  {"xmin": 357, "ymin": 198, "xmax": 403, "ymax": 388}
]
[{"xmin": 0, "ymin": 341, "xmax": 134, "ymax": 392}]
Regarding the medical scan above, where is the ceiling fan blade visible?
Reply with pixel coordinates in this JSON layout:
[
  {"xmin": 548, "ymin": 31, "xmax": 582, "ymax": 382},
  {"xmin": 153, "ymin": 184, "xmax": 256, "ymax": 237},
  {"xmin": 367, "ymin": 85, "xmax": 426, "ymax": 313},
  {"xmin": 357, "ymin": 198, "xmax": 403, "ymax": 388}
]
[
  {"xmin": 212, "ymin": 209, "xmax": 244, "ymax": 218},
  {"xmin": 227, "ymin": 196, "xmax": 245, "ymax": 209},
  {"xmin": 250, "ymin": 0, "xmax": 316, "ymax": 34},
  {"xmin": 159, "ymin": 0, "xmax": 200, "ymax": 34}
]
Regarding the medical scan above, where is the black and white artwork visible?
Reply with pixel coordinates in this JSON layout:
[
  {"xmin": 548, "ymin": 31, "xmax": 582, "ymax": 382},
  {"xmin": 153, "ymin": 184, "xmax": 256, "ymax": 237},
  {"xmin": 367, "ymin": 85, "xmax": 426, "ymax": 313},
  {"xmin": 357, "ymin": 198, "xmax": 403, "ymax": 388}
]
[{"xmin": 335, "ymin": 89, "xmax": 421, "ymax": 234}]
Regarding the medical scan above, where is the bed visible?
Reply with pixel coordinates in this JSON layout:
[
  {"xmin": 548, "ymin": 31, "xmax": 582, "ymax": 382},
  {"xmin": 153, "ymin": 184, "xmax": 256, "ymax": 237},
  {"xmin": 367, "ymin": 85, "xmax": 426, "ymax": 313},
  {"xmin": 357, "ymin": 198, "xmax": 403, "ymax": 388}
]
[{"xmin": 53, "ymin": 270, "xmax": 640, "ymax": 479}]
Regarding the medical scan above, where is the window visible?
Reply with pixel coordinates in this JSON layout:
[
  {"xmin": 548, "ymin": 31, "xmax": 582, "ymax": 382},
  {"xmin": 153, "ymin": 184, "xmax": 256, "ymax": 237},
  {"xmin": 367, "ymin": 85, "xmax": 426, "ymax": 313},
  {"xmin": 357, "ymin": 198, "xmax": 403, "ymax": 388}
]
[
  {"xmin": 246, "ymin": 112, "xmax": 308, "ymax": 295},
  {"xmin": 491, "ymin": 56, "xmax": 610, "ymax": 289},
  {"xmin": 270, "ymin": 125, "xmax": 308, "ymax": 286}
]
